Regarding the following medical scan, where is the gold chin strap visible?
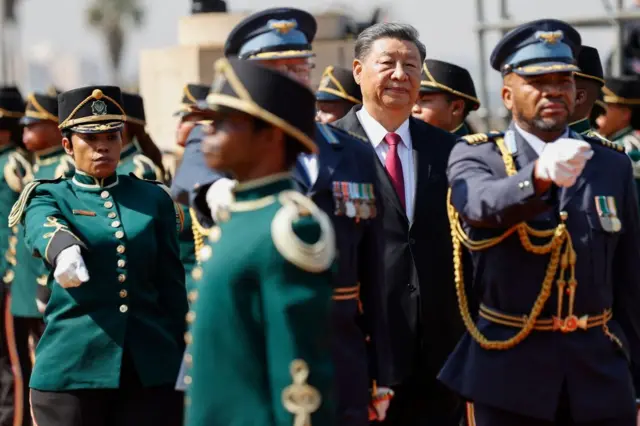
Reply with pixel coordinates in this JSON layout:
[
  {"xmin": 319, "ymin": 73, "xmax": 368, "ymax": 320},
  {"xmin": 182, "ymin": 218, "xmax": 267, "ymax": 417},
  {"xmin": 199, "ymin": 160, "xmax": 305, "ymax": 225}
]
[{"xmin": 448, "ymin": 136, "xmax": 575, "ymax": 350}]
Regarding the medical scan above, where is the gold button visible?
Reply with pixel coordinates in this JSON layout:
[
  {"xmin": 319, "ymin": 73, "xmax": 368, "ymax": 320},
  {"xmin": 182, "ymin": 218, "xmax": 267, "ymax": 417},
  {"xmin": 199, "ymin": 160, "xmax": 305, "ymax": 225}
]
[
  {"xmin": 117, "ymin": 259, "xmax": 126, "ymax": 268},
  {"xmin": 100, "ymin": 191, "xmax": 110, "ymax": 199},
  {"xmin": 119, "ymin": 305, "xmax": 128, "ymax": 313},
  {"xmin": 184, "ymin": 353, "xmax": 193, "ymax": 365},
  {"xmin": 111, "ymin": 220, "xmax": 121, "ymax": 228},
  {"xmin": 118, "ymin": 274, "xmax": 126, "ymax": 283},
  {"xmin": 33, "ymin": 164, "xmax": 39, "ymax": 173},
  {"xmin": 188, "ymin": 290, "xmax": 198, "ymax": 302},
  {"xmin": 523, "ymin": 180, "xmax": 531, "ymax": 187},
  {"xmin": 183, "ymin": 376, "xmax": 192, "ymax": 385},
  {"xmin": 116, "ymin": 245, "xmax": 125, "ymax": 254},
  {"xmin": 217, "ymin": 208, "xmax": 230, "ymax": 223},
  {"xmin": 119, "ymin": 289, "xmax": 128, "ymax": 298},
  {"xmin": 115, "ymin": 231, "xmax": 124, "ymax": 239},
  {"xmin": 199, "ymin": 246, "xmax": 212, "ymax": 262},
  {"xmin": 208, "ymin": 226, "xmax": 221, "ymax": 243},
  {"xmin": 184, "ymin": 332, "xmax": 192, "ymax": 344},
  {"xmin": 108, "ymin": 212, "xmax": 117, "ymax": 219},
  {"xmin": 191, "ymin": 267, "xmax": 203, "ymax": 281},
  {"xmin": 104, "ymin": 201, "xmax": 113, "ymax": 209},
  {"xmin": 518, "ymin": 182, "xmax": 524, "ymax": 189},
  {"xmin": 186, "ymin": 311, "xmax": 196, "ymax": 323},
  {"xmin": 560, "ymin": 211, "xmax": 569, "ymax": 221},
  {"xmin": 11, "ymin": 226, "xmax": 17, "ymax": 233}
]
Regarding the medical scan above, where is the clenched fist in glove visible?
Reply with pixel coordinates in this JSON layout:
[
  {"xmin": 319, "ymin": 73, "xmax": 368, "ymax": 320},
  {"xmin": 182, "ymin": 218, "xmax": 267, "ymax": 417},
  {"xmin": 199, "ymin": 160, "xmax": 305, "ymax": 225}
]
[
  {"xmin": 53, "ymin": 245, "xmax": 90, "ymax": 288},
  {"xmin": 205, "ymin": 178, "xmax": 237, "ymax": 222},
  {"xmin": 534, "ymin": 138, "xmax": 594, "ymax": 188}
]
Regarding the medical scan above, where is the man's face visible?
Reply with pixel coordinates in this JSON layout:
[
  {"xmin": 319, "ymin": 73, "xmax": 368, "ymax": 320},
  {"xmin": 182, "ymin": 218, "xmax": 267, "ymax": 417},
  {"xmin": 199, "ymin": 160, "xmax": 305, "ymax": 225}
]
[
  {"xmin": 176, "ymin": 111, "xmax": 210, "ymax": 147},
  {"xmin": 412, "ymin": 92, "xmax": 463, "ymax": 131},
  {"xmin": 502, "ymin": 72, "xmax": 576, "ymax": 133},
  {"xmin": 596, "ymin": 103, "xmax": 632, "ymax": 137},
  {"xmin": 257, "ymin": 57, "xmax": 313, "ymax": 87},
  {"xmin": 315, "ymin": 100, "xmax": 352, "ymax": 123},
  {"xmin": 354, "ymin": 37, "xmax": 422, "ymax": 113},
  {"xmin": 201, "ymin": 110, "xmax": 274, "ymax": 177},
  {"xmin": 23, "ymin": 120, "xmax": 62, "ymax": 152}
]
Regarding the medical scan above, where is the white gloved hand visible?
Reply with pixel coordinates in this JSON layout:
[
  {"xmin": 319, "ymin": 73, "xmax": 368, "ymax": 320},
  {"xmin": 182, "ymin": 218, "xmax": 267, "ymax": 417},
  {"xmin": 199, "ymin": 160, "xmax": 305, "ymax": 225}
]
[
  {"xmin": 205, "ymin": 178, "xmax": 237, "ymax": 222},
  {"xmin": 535, "ymin": 138, "xmax": 594, "ymax": 188},
  {"xmin": 53, "ymin": 245, "xmax": 90, "ymax": 288}
]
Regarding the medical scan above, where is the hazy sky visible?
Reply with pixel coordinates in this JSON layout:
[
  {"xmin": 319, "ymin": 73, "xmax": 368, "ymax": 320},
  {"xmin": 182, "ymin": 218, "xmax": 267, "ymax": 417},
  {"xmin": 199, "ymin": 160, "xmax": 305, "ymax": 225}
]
[{"xmin": 14, "ymin": 0, "xmax": 637, "ymax": 110}]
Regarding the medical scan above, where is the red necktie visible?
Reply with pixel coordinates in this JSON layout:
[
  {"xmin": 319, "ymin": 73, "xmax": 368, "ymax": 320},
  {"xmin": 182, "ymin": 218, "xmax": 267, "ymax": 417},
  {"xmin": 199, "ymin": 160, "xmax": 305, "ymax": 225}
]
[{"xmin": 384, "ymin": 132, "xmax": 406, "ymax": 210}]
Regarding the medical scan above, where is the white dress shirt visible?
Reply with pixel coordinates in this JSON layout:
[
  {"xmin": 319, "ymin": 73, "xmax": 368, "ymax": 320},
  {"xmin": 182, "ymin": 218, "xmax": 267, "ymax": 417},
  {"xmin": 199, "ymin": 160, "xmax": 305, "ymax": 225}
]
[
  {"xmin": 514, "ymin": 122, "xmax": 569, "ymax": 156},
  {"xmin": 356, "ymin": 106, "xmax": 416, "ymax": 220}
]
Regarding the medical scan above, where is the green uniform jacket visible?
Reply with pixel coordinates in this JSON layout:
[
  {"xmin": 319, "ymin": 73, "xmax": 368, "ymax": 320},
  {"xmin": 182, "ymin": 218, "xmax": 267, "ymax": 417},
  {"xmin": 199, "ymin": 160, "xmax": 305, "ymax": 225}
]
[
  {"xmin": 186, "ymin": 175, "xmax": 336, "ymax": 426},
  {"xmin": 179, "ymin": 205, "xmax": 197, "ymax": 295},
  {"xmin": 11, "ymin": 171, "xmax": 187, "ymax": 391},
  {"xmin": 610, "ymin": 126, "xmax": 640, "ymax": 207},
  {"xmin": 1, "ymin": 144, "xmax": 31, "ymax": 287},
  {"xmin": 117, "ymin": 140, "xmax": 163, "ymax": 181},
  {"xmin": 11, "ymin": 148, "xmax": 74, "ymax": 318},
  {"xmin": 569, "ymin": 117, "xmax": 593, "ymax": 135}
]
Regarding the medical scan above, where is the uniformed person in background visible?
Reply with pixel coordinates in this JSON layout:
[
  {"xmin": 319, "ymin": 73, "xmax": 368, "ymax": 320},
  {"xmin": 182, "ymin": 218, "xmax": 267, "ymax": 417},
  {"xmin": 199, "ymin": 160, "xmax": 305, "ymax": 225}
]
[
  {"xmin": 0, "ymin": 86, "xmax": 26, "ymax": 426},
  {"xmin": 7, "ymin": 89, "xmax": 73, "ymax": 426},
  {"xmin": 209, "ymin": 8, "xmax": 391, "ymax": 425},
  {"xmin": 595, "ymin": 75, "xmax": 640, "ymax": 203},
  {"xmin": 315, "ymin": 65, "xmax": 362, "ymax": 123},
  {"xmin": 119, "ymin": 92, "xmax": 164, "ymax": 181},
  {"xmin": 186, "ymin": 56, "xmax": 335, "ymax": 426},
  {"xmin": 439, "ymin": 19, "xmax": 640, "ymax": 425},
  {"xmin": 569, "ymin": 45, "xmax": 605, "ymax": 135},
  {"xmin": 411, "ymin": 59, "xmax": 480, "ymax": 136},
  {"xmin": 9, "ymin": 85, "xmax": 187, "ymax": 426},
  {"xmin": 590, "ymin": 91, "xmax": 608, "ymax": 131}
]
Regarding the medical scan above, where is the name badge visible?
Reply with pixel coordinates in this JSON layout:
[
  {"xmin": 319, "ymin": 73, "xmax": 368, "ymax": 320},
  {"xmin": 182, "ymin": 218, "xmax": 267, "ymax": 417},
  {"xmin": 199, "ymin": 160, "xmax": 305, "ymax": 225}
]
[
  {"xmin": 594, "ymin": 195, "xmax": 622, "ymax": 232},
  {"xmin": 72, "ymin": 209, "xmax": 97, "ymax": 217}
]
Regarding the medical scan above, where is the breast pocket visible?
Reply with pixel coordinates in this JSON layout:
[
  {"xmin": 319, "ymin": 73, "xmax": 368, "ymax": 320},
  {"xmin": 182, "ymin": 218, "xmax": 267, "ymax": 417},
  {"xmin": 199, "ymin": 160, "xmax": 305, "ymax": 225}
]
[{"xmin": 586, "ymin": 197, "xmax": 624, "ymax": 286}]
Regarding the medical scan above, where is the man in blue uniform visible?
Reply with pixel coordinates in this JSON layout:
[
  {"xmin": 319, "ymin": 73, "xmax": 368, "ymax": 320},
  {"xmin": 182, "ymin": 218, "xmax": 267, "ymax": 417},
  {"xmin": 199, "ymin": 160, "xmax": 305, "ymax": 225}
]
[
  {"xmin": 188, "ymin": 8, "xmax": 391, "ymax": 425},
  {"xmin": 439, "ymin": 19, "xmax": 640, "ymax": 426},
  {"xmin": 569, "ymin": 45, "xmax": 605, "ymax": 135}
]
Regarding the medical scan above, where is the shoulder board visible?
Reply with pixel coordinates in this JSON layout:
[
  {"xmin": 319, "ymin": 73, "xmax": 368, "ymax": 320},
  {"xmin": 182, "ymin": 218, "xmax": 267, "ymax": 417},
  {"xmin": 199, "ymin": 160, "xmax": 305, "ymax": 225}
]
[
  {"xmin": 131, "ymin": 174, "xmax": 185, "ymax": 233},
  {"xmin": 316, "ymin": 122, "xmax": 339, "ymax": 145},
  {"xmin": 461, "ymin": 131, "xmax": 505, "ymax": 145},
  {"xmin": 4, "ymin": 151, "xmax": 34, "ymax": 193},
  {"xmin": 584, "ymin": 131, "xmax": 625, "ymax": 153},
  {"xmin": 324, "ymin": 123, "xmax": 369, "ymax": 144},
  {"xmin": 8, "ymin": 178, "xmax": 62, "ymax": 228},
  {"xmin": 132, "ymin": 154, "xmax": 164, "ymax": 181},
  {"xmin": 271, "ymin": 190, "xmax": 336, "ymax": 273}
]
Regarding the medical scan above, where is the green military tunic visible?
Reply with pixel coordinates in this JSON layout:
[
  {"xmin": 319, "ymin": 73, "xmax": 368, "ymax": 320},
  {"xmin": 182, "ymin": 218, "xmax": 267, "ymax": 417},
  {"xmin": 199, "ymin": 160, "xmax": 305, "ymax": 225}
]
[
  {"xmin": 609, "ymin": 126, "xmax": 640, "ymax": 204},
  {"xmin": 180, "ymin": 205, "xmax": 197, "ymax": 295},
  {"xmin": 9, "ymin": 171, "xmax": 187, "ymax": 391},
  {"xmin": 1, "ymin": 144, "xmax": 32, "ymax": 287},
  {"xmin": 569, "ymin": 117, "xmax": 593, "ymax": 135},
  {"xmin": 11, "ymin": 148, "xmax": 74, "ymax": 318},
  {"xmin": 186, "ymin": 175, "xmax": 336, "ymax": 426},
  {"xmin": 117, "ymin": 140, "xmax": 163, "ymax": 181}
]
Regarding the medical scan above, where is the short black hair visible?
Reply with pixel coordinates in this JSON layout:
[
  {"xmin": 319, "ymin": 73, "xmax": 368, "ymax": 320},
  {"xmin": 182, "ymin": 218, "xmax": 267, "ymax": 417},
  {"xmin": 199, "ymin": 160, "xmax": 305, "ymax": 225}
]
[{"xmin": 354, "ymin": 22, "xmax": 426, "ymax": 63}]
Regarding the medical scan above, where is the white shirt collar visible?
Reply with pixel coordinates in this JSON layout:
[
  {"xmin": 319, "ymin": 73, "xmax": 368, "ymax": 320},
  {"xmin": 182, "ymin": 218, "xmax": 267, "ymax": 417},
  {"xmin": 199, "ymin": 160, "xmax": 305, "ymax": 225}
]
[
  {"xmin": 514, "ymin": 122, "xmax": 569, "ymax": 156},
  {"xmin": 357, "ymin": 106, "xmax": 412, "ymax": 148}
]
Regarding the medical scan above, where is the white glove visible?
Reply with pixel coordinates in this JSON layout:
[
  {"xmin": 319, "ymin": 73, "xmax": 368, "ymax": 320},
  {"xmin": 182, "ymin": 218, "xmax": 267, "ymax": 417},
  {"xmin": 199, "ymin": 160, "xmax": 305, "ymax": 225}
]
[
  {"xmin": 205, "ymin": 178, "xmax": 237, "ymax": 222},
  {"xmin": 535, "ymin": 138, "xmax": 594, "ymax": 188},
  {"xmin": 53, "ymin": 245, "xmax": 90, "ymax": 288}
]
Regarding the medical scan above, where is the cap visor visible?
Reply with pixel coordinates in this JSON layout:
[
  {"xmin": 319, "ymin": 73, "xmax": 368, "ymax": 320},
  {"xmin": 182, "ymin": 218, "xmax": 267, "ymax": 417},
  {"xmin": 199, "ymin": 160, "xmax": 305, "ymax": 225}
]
[
  {"xmin": 315, "ymin": 91, "xmax": 344, "ymax": 102},
  {"xmin": 248, "ymin": 51, "xmax": 315, "ymax": 61},
  {"xmin": 419, "ymin": 85, "xmax": 446, "ymax": 95},
  {"xmin": 20, "ymin": 116, "xmax": 43, "ymax": 126},
  {"xmin": 512, "ymin": 61, "xmax": 579, "ymax": 76}
]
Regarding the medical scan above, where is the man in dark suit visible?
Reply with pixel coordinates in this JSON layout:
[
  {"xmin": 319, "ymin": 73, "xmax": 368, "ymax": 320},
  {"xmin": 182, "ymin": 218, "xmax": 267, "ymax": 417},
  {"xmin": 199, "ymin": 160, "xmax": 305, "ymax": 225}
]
[
  {"xmin": 333, "ymin": 22, "xmax": 464, "ymax": 426},
  {"xmin": 439, "ymin": 19, "xmax": 640, "ymax": 426},
  {"xmin": 186, "ymin": 8, "xmax": 393, "ymax": 426}
]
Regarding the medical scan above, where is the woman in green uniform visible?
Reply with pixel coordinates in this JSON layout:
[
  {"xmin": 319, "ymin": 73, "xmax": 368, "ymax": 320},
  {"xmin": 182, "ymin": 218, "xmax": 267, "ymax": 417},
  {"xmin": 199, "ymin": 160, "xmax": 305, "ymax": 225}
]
[{"xmin": 9, "ymin": 85, "xmax": 187, "ymax": 426}]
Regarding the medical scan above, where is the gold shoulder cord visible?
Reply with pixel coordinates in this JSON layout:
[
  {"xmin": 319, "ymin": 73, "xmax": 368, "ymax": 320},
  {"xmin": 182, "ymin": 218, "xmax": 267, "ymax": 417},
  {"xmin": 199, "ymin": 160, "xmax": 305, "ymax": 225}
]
[
  {"xmin": 448, "ymin": 136, "xmax": 575, "ymax": 350},
  {"xmin": 189, "ymin": 208, "xmax": 211, "ymax": 264}
]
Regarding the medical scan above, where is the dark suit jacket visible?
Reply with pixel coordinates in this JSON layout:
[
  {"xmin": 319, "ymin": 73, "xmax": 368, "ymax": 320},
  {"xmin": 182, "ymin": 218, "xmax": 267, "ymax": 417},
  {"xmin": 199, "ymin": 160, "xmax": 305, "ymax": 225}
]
[{"xmin": 333, "ymin": 106, "xmax": 464, "ymax": 386}]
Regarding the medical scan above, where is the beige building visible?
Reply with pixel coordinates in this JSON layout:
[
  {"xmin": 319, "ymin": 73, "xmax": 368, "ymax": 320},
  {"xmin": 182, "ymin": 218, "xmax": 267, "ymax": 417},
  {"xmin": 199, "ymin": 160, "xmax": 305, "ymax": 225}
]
[{"xmin": 139, "ymin": 12, "xmax": 356, "ymax": 152}]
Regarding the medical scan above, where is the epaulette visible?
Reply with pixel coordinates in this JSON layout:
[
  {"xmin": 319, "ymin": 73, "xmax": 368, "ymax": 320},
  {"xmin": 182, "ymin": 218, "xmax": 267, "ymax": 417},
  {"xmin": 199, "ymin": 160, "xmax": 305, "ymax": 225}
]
[
  {"xmin": 461, "ymin": 131, "xmax": 504, "ymax": 145},
  {"xmin": 8, "ymin": 178, "xmax": 62, "ymax": 228},
  {"xmin": 54, "ymin": 155, "xmax": 75, "ymax": 179},
  {"xmin": 324, "ymin": 123, "xmax": 369, "ymax": 144},
  {"xmin": 4, "ymin": 151, "xmax": 33, "ymax": 193},
  {"xmin": 133, "ymin": 154, "xmax": 164, "ymax": 181},
  {"xmin": 130, "ymin": 174, "xmax": 185, "ymax": 232},
  {"xmin": 584, "ymin": 130, "xmax": 625, "ymax": 153},
  {"xmin": 271, "ymin": 190, "xmax": 336, "ymax": 273}
]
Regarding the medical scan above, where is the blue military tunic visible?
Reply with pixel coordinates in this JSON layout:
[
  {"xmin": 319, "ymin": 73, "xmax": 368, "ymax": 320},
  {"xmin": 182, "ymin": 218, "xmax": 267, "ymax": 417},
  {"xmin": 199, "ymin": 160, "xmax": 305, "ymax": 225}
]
[{"xmin": 439, "ymin": 124, "xmax": 640, "ymax": 423}]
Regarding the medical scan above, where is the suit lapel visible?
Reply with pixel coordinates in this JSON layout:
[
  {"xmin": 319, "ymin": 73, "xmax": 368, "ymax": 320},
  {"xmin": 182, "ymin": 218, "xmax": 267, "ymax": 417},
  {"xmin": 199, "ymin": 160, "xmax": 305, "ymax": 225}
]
[
  {"xmin": 508, "ymin": 124, "xmax": 540, "ymax": 171},
  {"xmin": 336, "ymin": 107, "xmax": 408, "ymax": 220}
]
